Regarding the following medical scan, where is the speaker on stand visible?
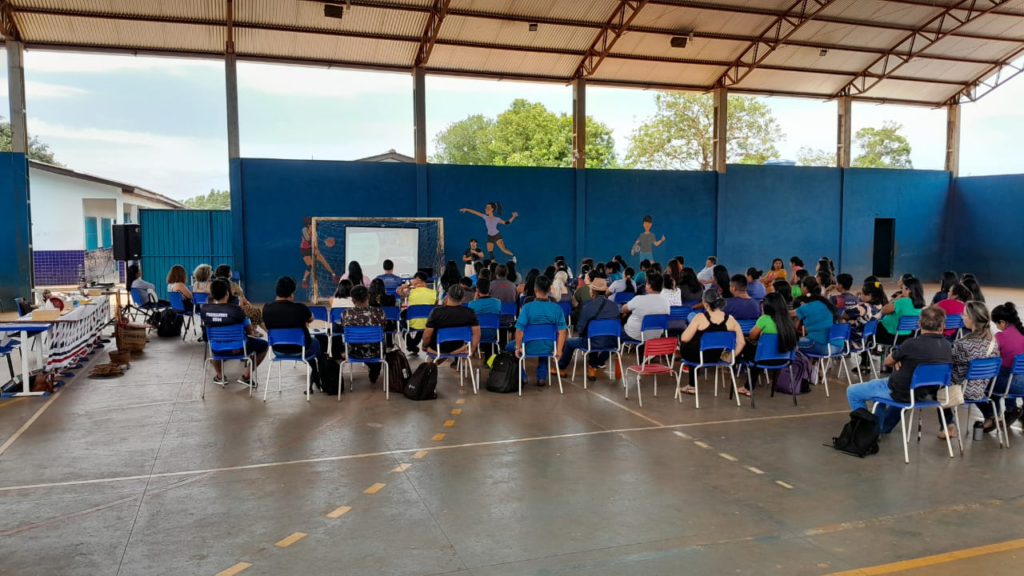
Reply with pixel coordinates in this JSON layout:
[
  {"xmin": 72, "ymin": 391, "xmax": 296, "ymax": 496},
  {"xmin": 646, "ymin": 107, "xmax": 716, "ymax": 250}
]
[{"xmin": 112, "ymin": 224, "xmax": 142, "ymax": 262}]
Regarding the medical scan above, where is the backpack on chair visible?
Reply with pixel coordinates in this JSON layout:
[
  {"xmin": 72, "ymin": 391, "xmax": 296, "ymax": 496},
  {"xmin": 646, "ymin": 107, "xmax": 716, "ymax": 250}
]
[
  {"xmin": 775, "ymin": 351, "xmax": 812, "ymax": 395},
  {"xmin": 832, "ymin": 408, "xmax": 880, "ymax": 457}
]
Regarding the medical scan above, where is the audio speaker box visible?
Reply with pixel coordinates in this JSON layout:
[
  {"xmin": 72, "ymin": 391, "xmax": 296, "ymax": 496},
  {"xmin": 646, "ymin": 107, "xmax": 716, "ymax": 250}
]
[{"xmin": 112, "ymin": 224, "xmax": 142, "ymax": 261}]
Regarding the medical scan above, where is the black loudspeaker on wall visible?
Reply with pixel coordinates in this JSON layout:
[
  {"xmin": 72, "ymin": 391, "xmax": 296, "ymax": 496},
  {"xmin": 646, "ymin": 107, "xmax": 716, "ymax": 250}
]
[{"xmin": 112, "ymin": 224, "xmax": 142, "ymax": 261}]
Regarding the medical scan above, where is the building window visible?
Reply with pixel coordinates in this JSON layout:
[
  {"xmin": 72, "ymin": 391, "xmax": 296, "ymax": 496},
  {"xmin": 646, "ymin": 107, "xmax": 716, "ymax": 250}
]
[
  {"xmin": 101, "ymin": 218, "xmax": 112, "ymax": 248},
  {"xmin": 85, "ymin": 217, "xmax": 99, "ymax": 251},
  {"xmin": 124, "ymin": 212, "xmax": 132, "ymax": 224}
]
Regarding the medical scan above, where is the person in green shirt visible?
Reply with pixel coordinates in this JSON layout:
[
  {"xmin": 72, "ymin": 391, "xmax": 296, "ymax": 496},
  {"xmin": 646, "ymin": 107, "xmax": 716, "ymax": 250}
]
[
  {"xmin": 877, "ymin": 276, "xmax": 925, "ymax": 346},
  {"xmin": 738, "ymin": 292, "xmax": 798, "ymax": 396}
]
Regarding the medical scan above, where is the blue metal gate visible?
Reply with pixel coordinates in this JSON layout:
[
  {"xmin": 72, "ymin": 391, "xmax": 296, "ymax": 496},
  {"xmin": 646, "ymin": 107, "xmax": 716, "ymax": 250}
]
[{"xmin": 139, "ymin": 209, "xmax": 232, "ymax": 300}]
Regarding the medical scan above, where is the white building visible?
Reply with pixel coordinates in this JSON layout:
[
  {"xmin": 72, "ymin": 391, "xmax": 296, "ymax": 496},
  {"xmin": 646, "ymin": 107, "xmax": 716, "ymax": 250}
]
[{"xmin": 29, "ymin": 161, "xmax": 182, "ymax": 286}]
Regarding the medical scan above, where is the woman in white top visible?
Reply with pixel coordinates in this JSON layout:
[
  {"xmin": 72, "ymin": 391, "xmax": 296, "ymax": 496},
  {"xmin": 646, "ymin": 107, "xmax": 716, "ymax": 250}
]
[
  {"xmin": 661, "ymin": 275, "xmax": 682, "ymax": 306},
  {"xmin": 331, "ymin": 279, "xmax": 355, "ymax": 309},
  {"xmin": 550, "ymin": 270, "xmax": 571, "ymax": 302},
  {"xmin": 608, "ymin": 267, "xmax": 638, "ymax": 296},
  {"xmin": 340, "ymin": 261, "xmax": 371, "ymax": 288},
  {"xmin": 192, "ymin": 264, "xmax": 213, "ymax": 294}
]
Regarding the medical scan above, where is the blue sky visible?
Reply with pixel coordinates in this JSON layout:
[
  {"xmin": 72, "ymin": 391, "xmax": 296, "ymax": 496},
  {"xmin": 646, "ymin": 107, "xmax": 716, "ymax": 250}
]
[{"xmin": 4, "ymin": 49, "xmax": 1022, "ymax": 200}]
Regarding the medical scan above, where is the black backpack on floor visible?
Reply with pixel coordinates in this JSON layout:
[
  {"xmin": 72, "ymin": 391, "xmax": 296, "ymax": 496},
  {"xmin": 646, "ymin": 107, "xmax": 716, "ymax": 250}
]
[
  {"xmin": 316, "ymin": 354, "xmax": 340, "ymax": 395},
  {"xmin": 404, "ymin": 363, "xmax": 438, "ymax": 400},
  {"xmin": 832, "ymin": 408, "xmax": 880, "ymax": 457},
  {"xmin": 154, "ymin": 311, "xmax": 183, "ymax": 337},
  {"xmin": 486, "ymin": 352, "xmax": 519, "ymax": 394}
]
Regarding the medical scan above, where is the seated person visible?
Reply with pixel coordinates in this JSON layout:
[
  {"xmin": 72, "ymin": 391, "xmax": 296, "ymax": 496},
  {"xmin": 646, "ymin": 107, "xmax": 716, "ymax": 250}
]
[
  {"xmin": 376, "ymin": 259, "xmax": 404, "ymax": 295},
  {"xmin": 214, "ymin": 264, "xmax": 262, "ymax": 329},
  {"xmin": 794, "ymin": 277, "xmax": 840, "ymax": 356},
  {"xmin": 166, "ymin": 264, "xmax": 195, "ymax": 311},
  {"xmin": 845, "ymin": 280, "xmax": 885, "ymax": 342},
  {"xmin": 192, "ymin": 264, "xmax": 213, "ymax": 294},
  {"xmin": 422, "ymin": 285, "xmax": 480, "ymax": 364},
  {"xmin": 989, "ymin": 303, "xmax": 1024, "ymax": 430},
  {"xmin": 507, "ymin": 275, "xmax": 568, "ymax": 386},
  {"xmin": 936, "ymin": 283, "xmax": 970, "ymax": 338},
  {"xmin": 622, "ymin": 272, "xmax": 670, "ymax": 341},
  {"xmin": 331, "ymin": 279, "xmax": 354, "ymax": 310},
  {"xmin": 847, "ymin": 306, "xmax": 951, "ymax": 413},
  {"xmin": 550, "ymin": 270, "xmax": 572, "ymax": 303},
  {"xmin": 678, "ymin": 289, "xmax": 745, "ymax": 395},
  {"xmin": 459, "ymin": 276, "xmax": 476, "ymax": 303},
  {"xmin": 341, "ymin": 286, "xmax": 386, "ymax": 384},
  {"xmin": 661, "ymin": 275, "xmax": 682, "ymax": 307},
  {"xmin": 263, "ymin": 277, "xmax": 322, "ymax": 381},
  {"xmin": 723, "ymin": 274, "xmax": 761, "ymax": 321},
  {"xmin": 829, "ymin": 273, "xmax": 858, "ymax": 312},
  {"xmin": 127, "ymin": 264, "xmax": 169, "ymax": 306},
  {"xmin": 396, "ymin": 271, "xmax": 438, "ymax": 355},
  {"xmin": 697, "ymin": 256, "xmax": 716, "ymax": 286},
  {"xmin": 557, "ymin": 278, "xmax": 621, "ymax": 381},
  {"xmin": 489, "ymin": 265, "xmax": 518, "ymax": 304},
  {"xmin": 937, "ymin": 301, "xmax": 999, "ymax": 439},
  {"xmin": 341, "ymin": 261, "xmax": 371, "ymax": 288},
  {"xmin": 791, "ymin": 269, "xmax": 810, "ymax": 301},
  {"xmin": 635, "ymin": 259, "xmax": 650, "ymax": 287},
  {"xmin": 932, "ymin": 270, "xmax": 959, "ymax": 305},
  {"xmin": 877, "ymin": 277, "xmax": 925, "ymax": 346},
  {"xmin": 200, "ymin": 278, "xmax": 268, "ymax": 387},
  {"xmin": 739, "ymin": 292, "xmax": 797, "ymax": 396},
  {"xmin": 608, "ymin": 267, "xmax": 638, "ymax": 295},
  {"xmin": 368, "ymin": 278, "xmax": 398, "ymax": 348},
  {"xmin": 746, "ymin": 268, "xmax": 766, "ymax": 301},
  {"xmin": 468, "ymin": 278, "xmax": 501, "ymax": 355}
]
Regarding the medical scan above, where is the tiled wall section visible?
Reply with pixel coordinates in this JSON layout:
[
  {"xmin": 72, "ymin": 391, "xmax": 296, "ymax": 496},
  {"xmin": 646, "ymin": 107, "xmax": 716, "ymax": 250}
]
[{"xmin": 33, "ymin": 250, "xmax": 85, "ymax": 286}]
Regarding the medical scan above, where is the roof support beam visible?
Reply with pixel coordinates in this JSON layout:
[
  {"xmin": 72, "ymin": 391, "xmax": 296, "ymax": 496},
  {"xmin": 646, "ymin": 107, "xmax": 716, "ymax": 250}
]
[
  {"xmin": 950, "ymin": 45, "xmax": 1024, "ymax": 104},
  {"xmin": 414, "ymin": 0, "xmax": 451, "ymax": 68},
  {"xmin": 575, "ymin": 0, "xmax": 650, "ymax": 78},
  {"xmin": 717, "ymin": 0, "xmax": 840, "ymax": 87},
  {"xmin": 572, "ymin": 77, "xmax": 586, "ymax": 168},
  {"xmin": 413, "ymin": 67, "xmax": 427, "ymax": 164},
  {"xmin": 712, "ymin": 86, "xmax": 727, "ymax": 173},
  {"xmin": 835, "ymin": 0, "xmax": 1014, "ymax": 99},
  {"xmin": 945, "ymin": 103, "xmax": 960, "ymax": 177},
  {"xmin": 880, "ymin": 0, "xmax": 1024, "ymax": 18},
  {"xmin": 0, "ymin": 1, "xmax": 20, "ymax": 41},
  {"xmin": 837, "ymin": 95, "xmax": 852, "ymax": 168}
]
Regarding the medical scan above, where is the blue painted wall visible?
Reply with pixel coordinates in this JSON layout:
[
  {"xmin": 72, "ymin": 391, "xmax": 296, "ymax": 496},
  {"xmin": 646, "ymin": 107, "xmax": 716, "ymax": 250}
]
[
  {"xmin": 841, "ymin": 169, "xmax": 951, "ymax": 283},
  {"xmin": 428, "ymin": 164, "xmax": 576, "ymax": 273},
  {"xmin": 585, "ymin": 169, "xmax": 717, "ymax": 269},
  {"xmin": 0, "ymin": 152, "xmax": 30, "ymax": 309},
  {"xmin": 948, "ymin": 174, "xmax": 1024, "ymax": 286},
  {"xmin": 139, "ymin": 209, "xmax": 232, "ymax": 300},
  {"xmin": 238, "ymin": 158, "xmax": 417, "ymax": 301},
  {"xmin": 717, "ymin": 165, "xmax": 843, "ymax": 274}
]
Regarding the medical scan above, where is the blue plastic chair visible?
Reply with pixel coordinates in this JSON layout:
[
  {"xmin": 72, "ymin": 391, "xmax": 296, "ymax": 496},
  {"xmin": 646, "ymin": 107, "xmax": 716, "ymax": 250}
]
[
  {"xmin": 309, "ymin": 305, "xmax": 329, "ymax": 331},
  {"xmin": 518, "ymin": 324, "xmax": 563, "ymax": 396},
  {"xmin": 265, "ymin": 328, "xmax": 317, "ymax": 402},
  {"xmin": 853, "ymin": 319, "xmax": 880, "ymax": 383},
  {"xmin": 476, "ymin": 313, "xmax": 500, "ymax": 357},
  {"xmin": 870, "ymin": 362, "xmax": 954, "ymax": 464},
  {"xmin": 166, "ymin": 291, "xmax": 199, "ymax": 341},
  {"xmin": 737, "ymin": 318, "xmax": 757, "ymax": 335},
  {"xmin": 944, "ymin": 314, "xmax": 965, "ymax": 340},
  {"xmin": 204, "ymin": 323, "xmax": 258, "ymax": 399},
  {"xmin": 997, "ymin": 354, "xmax": 1024, "ymax": 449},
  {"xmin": 382, "ymin": 306, "xmax": 401, "ymax": 343},
  {"xmin": 896, "ymin": 315, "xmax": 921, "ymax": 339},
  {"xmin": 669, "ymin": 305, "xmax": 692, "ymax": 335},
  {"xmin": 741, "ymin": 334, "xmax": 797, "ymax": 408},
  {"xmin": 677, "ymin": 331, "xmax": 740, "ymax": 409},
  {"xmin": 341, "ymin": 325, "xmax": 389, "ymax": 400},
  {"xmin": 802, "ymin": 323, "xmax": 853, "ymax": 398},
  {"xmin": 129, "ymin": 287, "xmax": 162, "ymax": 322},
  {"xmin": 425, "ymin": 326, "xmax": 478, "ymax": 393},
  {"xmin": 0, "ymin": 336, "xmax": 21, "ymax": 389},
  {"xmin": 570, "ymin": 318, "xmax": 625, "ymax": 389},
  {"xmin": 614, "ymin": 292, "xmax": 635, "ymax": 305},
  {"xmin": 402, "ymin": 304, "xmax": 434, "ymax": 346},
  {"xmin": 558, "ymin": 301, "xmax": 573, "ymax": 329},
  {"xmin": 499, "ymin": 301, "xmax": 518, "ymax": 329},
  {"xmin": 952, "ymin": 356, "xmax": 1003, "ymax": 454}
]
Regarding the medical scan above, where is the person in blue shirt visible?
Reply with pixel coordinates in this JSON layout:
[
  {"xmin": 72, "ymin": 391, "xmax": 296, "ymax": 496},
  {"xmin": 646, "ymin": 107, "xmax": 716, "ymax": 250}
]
[
  {"xmin": 507, "ymin": 275, "xmax": 567, "ymax": 386},
  {"xmin": 468, "ymin": 278, "xmax": 501, "ymax": 355},
  {"xmin": 557, "ymin": 278, "xmax": 621, "ymax": 381},
  {"xmin": 794, "ymin": 277, "xmax": 840, "ymax": 355},
  {"xmin": 376, "ymin": 259, "xmax": 404, "ymax": 295},
  {"xmin": 746, "ymin": 267, "xmax": 767, "ymax": 301},
  {"xmin": 635, "ymin": 259, "xmax": 650, "ymax": 288}
]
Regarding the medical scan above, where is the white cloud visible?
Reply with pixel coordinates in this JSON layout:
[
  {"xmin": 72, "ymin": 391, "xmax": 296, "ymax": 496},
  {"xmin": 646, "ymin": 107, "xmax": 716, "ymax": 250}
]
[
  {"xmin": 0, "ymin": 80, "xmax": 87, "ymax": 99},
  {"xmin": 24, "ymin": 50, "xmax": 219, "ymax": 73}
]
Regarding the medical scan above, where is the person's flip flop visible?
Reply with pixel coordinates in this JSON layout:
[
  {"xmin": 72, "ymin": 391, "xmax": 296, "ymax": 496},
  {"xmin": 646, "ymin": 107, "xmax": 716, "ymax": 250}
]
[{"xmin": 737, "ymin": 388, "xmax": 752, "ymax": 397}]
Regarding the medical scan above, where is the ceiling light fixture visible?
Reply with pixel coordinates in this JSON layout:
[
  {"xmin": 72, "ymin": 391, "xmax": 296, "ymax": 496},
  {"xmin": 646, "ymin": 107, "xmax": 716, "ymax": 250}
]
[
  {"xmin": 529, "ymin": 23, "xmax": 538, "ymax": 31},
  {"xmin": 820, "ymin": 48, "xmax": 828, "ymax": 57}
]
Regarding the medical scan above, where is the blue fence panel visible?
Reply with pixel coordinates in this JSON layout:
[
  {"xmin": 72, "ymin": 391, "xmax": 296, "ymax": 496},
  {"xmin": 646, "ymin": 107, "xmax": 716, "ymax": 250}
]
[{"xmin": 139, "ymin": 209, "xmax": 232, "ymax": 300}]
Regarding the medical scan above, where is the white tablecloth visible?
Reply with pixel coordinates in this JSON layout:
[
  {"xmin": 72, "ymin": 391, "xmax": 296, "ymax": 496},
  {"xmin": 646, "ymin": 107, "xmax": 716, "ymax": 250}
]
[{"xmin": 24, "ymin": 299, "xmax": 112, "ymax": 370}]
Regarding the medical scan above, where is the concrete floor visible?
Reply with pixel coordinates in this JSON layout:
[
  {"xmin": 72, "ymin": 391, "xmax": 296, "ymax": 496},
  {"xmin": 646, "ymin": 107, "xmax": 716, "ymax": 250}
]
[{"xmin": 2, "ymin": 287, "xmax": 1024, "ymax": 576}]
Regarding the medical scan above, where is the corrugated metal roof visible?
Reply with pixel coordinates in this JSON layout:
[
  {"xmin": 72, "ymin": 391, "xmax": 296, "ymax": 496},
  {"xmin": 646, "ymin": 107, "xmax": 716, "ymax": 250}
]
[{"xmin": 6, "ymin": 0, "xmax": 1023, "ymax": 105}]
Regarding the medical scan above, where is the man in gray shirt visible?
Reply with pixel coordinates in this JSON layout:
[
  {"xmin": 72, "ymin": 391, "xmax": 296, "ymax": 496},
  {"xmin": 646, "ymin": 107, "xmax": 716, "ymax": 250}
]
[{"xmin": 489, "ymin": 264, "xmax": 518, "ymax": 304}]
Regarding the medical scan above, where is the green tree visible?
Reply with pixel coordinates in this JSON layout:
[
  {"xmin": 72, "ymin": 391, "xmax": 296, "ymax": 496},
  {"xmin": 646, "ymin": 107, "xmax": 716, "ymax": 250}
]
[
  {"xmin": 183, "ymin": 189, "xmax": 230, "ymax": 209},
  {"xmin": 796, "ymin": 146, "xmax": 835, "ymax": 167},
  {"xmin": 625, "ymin": 93, "xmax": 783, "ymax": 170},
  {"xmin": 431, "ymin": 99, "xmax": 616, "ymax": 168},
  {"xmin": 853, "ymin": 121, "xmax": 913, "ymax": 169},
  {"xmin": 0, "ymin": 116, "xmax": 62, "ymax": 165}
]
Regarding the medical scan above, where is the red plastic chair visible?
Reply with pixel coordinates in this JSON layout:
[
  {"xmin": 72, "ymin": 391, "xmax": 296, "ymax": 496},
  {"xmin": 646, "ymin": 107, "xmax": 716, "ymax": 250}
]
[{"xmin": 625, "ymin": 337, "xmax": 678, "ymax": 407}]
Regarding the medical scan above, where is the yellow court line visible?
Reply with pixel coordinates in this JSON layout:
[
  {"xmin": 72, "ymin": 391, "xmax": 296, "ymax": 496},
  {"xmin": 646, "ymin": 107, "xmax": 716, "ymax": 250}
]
[
  {"xmin": 0, "ymin": 397, "xmax": 29, "ymax": 411},
  {"xmin": 275, "ymin": 532, "xmax": 307, "ymax": 548},
  {"xmin": 693, "ymin": 441, "xmax": 711, "ymax": 449},
  {"xmin": 326, "ymin": 505, "xmax": 351, "ymax": 519},
  {"xmin": 775, "ymin": 480, "xmax": 794, "ymax": 489},
  {"xmin": 718, "ymin": 453, "xmax": 738, "ymax": 462},
  {"xmin": 443, "ymin": 420, "xmax": 455, "ymax": 427},
  {"xmin": 451, "ymin": 409, "xmax": 462, "ymax": 415},
  {"xmin": 746, "ymin": 466, "xmax": 765, "ymax": 475},
  {"xmin": 456, "ymin": 399, "xmax": 466, "ymax": 404},
  {"xmin": 412, "ymin": 450, "xmax": 428, "ymax": 459},
  {"xmin": 364, "ymin": 482, "xmax": 386, "ymax": 494},
  {"xmin": 432, "ymin": 433, "xmax": 445, "ymax": 441},
  {"xmin": 827, "ymin": 537, "xmax": 1024, "ymax": 576},
  {"xmin": 216, "ymin": 562, "xmax": 252, "ymax": 576},
  {"xmin": 393, "ymin": 463, "xmax": 411, "ymax": 473}
]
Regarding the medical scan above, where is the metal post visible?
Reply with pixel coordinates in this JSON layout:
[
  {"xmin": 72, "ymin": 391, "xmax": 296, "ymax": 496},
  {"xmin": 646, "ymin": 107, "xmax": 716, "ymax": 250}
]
[
  {"xmin": 225, "ymin": 53, "xmax": 240, "ymax": 159},
  {"xmin": 945, "ymin": 103, "xmax": 961, "ymax": 177},
  {"xmin": 712, "ymin": 86, "xmax": 727, "ymax": 173},
  {"xmin": 413, "ymin": 67, "xmax": 427, "ymax": 164},
  {"xmin": 837, "ymin": 95, "xmax": 852, "ymax": 168},
  {"xmin": 572, "ymin": 77, "xmax": 586, "ymax": 169},
  {"xmin": 7, "ymin": 40, "xmax": 27, "ymax": 154}
]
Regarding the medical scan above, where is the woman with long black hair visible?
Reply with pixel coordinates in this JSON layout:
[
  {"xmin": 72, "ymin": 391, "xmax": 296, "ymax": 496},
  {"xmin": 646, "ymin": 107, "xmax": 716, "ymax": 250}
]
[
  {"xmin": 712, "ymin": 265, "xmax": 733, "ymax": 298},
  {"xmin": 439, "ymin": 260, "xmax": 461, "ymax": 293},
  {"xmin": 739, "ymin": 292, "xmax": 798, "ymax": 396},
  {"xmin": 342, "ymin": 261, "xmax": 369, "ymax": 287},
  {"xmin": 876, "ymin": 276, "xmax": 926, "ymax": 346},
  {"xmin": 794, "ymin": 277, "xmax": 840, "ymax": 356},
  {"xmin": 932, "ymin": 270, "xmax": 959, "ymax": 304}
]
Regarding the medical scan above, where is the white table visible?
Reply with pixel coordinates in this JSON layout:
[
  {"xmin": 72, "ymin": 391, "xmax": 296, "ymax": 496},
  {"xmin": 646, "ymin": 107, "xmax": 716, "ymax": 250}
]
[{"xmin": 0, "ymin": 299, "xmax": 111, "ymax": 397}]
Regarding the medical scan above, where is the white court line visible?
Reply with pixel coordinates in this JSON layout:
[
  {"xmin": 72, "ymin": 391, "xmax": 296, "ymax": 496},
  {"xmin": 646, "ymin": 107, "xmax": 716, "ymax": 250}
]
[
  {"xmin": 570, "ymin": 381, "xmax": 665, "ymax": 427},
  {"xmin": 672, "ymin": 431, "xmax": 692, "ymax": 439},
  {"xmin": 0, "ymin": 409, "xmax": 848, "ymax": 493},
  {"xmin": 0, "ymin": 390, "xmax": 64, "ymax": 460}
]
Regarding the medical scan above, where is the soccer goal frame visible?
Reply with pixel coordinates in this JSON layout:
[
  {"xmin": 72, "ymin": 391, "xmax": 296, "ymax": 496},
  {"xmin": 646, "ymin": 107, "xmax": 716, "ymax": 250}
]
[{"xmin": 310, "ymin": 217, "xmax": 445, "ymax": 303}]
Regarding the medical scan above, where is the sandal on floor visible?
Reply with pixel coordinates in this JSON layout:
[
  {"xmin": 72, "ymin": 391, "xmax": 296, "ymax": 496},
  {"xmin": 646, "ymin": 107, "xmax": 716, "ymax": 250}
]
[
  {"xmin": 937, "ymin": 426, "xmax": 957, "ymax": 440},
  {"xmin": 737, "ymin": 387, "xmax": 752, "ymax": 397},
  {"xmin": 680, "ymin": 386, "xmax": 696, "ymax": 395}
]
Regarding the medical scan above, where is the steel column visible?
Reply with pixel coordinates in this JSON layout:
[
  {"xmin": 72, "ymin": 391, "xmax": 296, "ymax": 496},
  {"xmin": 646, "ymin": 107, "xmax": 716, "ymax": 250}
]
[
  {"xmin": 414, "ymin": 67, "xmax": 427, "ymax": 165},
  {"xmin": 837, "ymin": 96, "xmax": 852, "ymax": 168},
  {"xmin": 712, "ymin": 86, "xmax": 728, "ymax": 174},
  {"xmin": 572, "ymin": 77, "xmax": 586, "ymax": 169}
]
